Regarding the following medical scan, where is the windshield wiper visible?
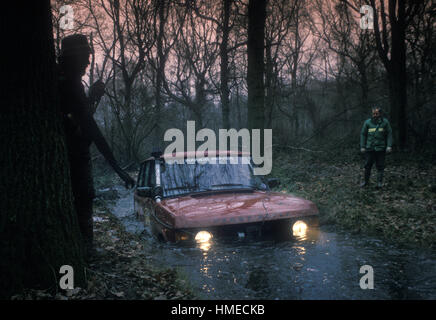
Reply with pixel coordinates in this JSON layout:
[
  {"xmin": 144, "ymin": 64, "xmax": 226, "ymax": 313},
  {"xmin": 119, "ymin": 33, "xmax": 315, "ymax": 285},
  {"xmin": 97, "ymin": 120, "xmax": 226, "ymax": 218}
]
[
  {"xmin": 210, "ymin": 183, "xmax": 255, "ymax": 189},
  {"xmin": 165, "ymin": 185, "xmax": 199, "ymax": 191}
]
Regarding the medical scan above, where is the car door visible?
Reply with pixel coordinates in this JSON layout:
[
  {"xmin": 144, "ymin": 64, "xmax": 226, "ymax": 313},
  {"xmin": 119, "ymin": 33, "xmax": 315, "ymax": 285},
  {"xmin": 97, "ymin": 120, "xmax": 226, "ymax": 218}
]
[
  {"xmin": 145, "ymin": 159, "xmax": 157, "ymax": 226},
  {"xmin": 134, "ymin": 160, "xmax": 155, "ymax": 224},
  {"xmin": 134, "ymin": 161, "xmax": 146, "ymax": 220}
]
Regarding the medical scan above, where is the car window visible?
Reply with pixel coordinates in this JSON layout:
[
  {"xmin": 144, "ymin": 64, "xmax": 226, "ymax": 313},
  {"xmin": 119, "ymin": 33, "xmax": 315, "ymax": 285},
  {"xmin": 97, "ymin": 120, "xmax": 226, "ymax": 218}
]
[
  {"xmin": 137, "ymin": 161, "xmax": 149, "ymax": 187},
  {"xmin": 137, "ymin": 162, "xmax": 146, "ymax": 187},
  {"xmin": 141, "ymin": 161, "xmax": 150, "ymax": 187},
  {"xmin": 148, "ymin": 160, "xmax": 156, "ymax": 187},
  {"xmin": 160, "ymin": 156, "xmax": 267, "ymax": 197}
]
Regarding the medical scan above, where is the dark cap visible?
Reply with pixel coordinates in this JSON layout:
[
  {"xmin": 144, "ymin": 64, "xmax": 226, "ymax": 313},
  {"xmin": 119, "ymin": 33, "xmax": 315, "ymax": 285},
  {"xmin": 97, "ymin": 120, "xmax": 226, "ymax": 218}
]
[{"xmin": 60, "ymin": 34, "xmax": 92, "ymax": 57}]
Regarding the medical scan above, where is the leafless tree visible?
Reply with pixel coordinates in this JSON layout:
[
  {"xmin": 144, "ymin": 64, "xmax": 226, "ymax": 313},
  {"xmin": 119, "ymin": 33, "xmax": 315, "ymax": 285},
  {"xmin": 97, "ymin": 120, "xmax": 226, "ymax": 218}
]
[
  {"xmin": 163, "ymin": 2, "xmax": 219, "ymax": 129},
  {"xmin": 85, "ymin": 0, "xmax": 156, "ymax": 163}
]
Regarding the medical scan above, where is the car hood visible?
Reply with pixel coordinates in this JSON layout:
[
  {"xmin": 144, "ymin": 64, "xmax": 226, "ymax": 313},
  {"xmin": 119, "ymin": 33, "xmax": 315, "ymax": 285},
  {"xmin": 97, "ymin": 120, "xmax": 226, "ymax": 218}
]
[{"xmin": 159, "ymin": 190, "xmax": 319, "ymax": 229}]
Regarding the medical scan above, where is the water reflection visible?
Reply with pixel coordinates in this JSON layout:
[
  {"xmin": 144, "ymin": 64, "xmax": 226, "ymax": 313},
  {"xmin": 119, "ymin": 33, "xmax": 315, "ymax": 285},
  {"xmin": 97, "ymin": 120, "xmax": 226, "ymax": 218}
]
[
  {"xmin": 197, "ymin": 241, "xmax": 212, "ymax": 252},
  {"xmin": 293, "ymin": 246, "xmax": 306, "ymax": 256}
]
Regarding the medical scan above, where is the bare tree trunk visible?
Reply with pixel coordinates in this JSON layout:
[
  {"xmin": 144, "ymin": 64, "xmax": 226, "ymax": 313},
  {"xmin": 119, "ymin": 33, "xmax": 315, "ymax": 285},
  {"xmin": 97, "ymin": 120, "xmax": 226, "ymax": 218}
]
[
  {"xmin": 247, "ymin": 0, "xmax": 267, "ymax": 132},
  {"xmin": 0, "ymin": 0, "xmax": 85, "ymax": 298},
  {"xmin": 220, "ymin": 0, "xmax": 231, "ymax": 129},
  {"xmin": 236, "ymin": 85, "xmax": 242, "ymax": 129},
  {"xmin": 388, "ymin": 1, "xmax": 408, "ymax": 149},
  {"xmin": 152, "ymin": 0, "xmax": 168, "ymax": 148},
  {"xmin": 371, "ymin": 0, "xmax": 414, "ymax": 149},
  {"xmin": 265, "ymin": 40, "xmax": 274, "ymax": 128}
]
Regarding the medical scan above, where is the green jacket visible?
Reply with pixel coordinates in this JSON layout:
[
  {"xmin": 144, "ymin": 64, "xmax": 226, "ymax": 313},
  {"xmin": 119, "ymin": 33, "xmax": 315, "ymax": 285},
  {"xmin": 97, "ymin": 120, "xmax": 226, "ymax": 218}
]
[{"xmin": 360, "ymin": 117, "xmax": 393, "ymax": 151}]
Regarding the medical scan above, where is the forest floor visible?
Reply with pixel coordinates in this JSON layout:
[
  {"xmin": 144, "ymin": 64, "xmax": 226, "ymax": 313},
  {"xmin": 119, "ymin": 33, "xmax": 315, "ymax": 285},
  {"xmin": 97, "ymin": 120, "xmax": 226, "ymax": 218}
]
[
  {"xmin": 271, "ymin": 146, "xmax": 436, "ymax": 248},
  {"xmin": 11, "ymin": 201, "xmax": 197, "ymax": 300}
]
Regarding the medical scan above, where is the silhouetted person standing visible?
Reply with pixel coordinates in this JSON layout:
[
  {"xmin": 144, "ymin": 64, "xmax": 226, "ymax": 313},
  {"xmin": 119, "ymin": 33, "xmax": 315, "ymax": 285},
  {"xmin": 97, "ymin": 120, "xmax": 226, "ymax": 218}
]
[
  {"xmin": 58, "ymin": 34, "xmax": 135, "ymax": 256},
  {"xmin": 360, "ymin": 106, "xmax": 393, "ymax": 188}
]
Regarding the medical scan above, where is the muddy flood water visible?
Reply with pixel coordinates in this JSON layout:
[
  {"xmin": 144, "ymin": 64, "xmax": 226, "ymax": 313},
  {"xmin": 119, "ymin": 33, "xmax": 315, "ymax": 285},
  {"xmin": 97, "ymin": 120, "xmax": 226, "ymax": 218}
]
[{"xmin": 105, "ymin": 185, "xmax": 436, "ymax": 300}]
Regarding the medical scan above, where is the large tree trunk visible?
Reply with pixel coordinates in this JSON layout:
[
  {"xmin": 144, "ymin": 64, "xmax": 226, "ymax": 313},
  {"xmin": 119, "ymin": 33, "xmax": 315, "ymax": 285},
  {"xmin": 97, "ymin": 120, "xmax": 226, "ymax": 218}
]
[
  {"xmin": 388, "ymin": 1, "xmax": 408, "ymax": 149},
  {"xmin": 388, "ymin": 69, "xmax": 408, "ymax": 149},
  {"xmin": 220, "ymin": 0, "xmax": 231, "ymax": 129},
  {"xmin": 371, "ymin": 0, "xmax": 410, "ymax": 149},
  {"xmin": 153, "ymin": 0, "xmax": 168, "ymax": 149},
  {"xmin": 0, "ymin": 1, "xmax": 85, "ymax": 298},
  {"xmin": 247, "ymin": 0, "xmax": 267, "ymax": 132},
  {"xmin": 265, "ymin": 40, "xmax": 274, "ymax": 129}
]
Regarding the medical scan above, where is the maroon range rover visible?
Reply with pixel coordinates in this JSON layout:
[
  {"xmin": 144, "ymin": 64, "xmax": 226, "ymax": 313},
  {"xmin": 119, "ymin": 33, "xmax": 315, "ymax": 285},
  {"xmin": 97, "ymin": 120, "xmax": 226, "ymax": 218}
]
[{"xmin": 134, "ymin": 151, "xmax": 319, "ymax": 246}]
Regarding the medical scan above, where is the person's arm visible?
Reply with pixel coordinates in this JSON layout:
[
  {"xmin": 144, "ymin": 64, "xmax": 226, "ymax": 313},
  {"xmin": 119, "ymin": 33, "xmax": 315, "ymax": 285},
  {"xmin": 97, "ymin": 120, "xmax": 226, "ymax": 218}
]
[
  {"xmin": 77, "ymin": 109, "xmax": 135, "ymax": 188},
  {"xmin": 87, "ymin": 79, "xmax": 105, "ymax": 115}
]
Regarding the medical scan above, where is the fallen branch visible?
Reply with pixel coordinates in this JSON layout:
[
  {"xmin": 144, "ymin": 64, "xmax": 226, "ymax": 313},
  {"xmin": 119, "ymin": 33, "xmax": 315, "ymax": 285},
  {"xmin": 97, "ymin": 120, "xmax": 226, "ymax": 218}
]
[
  {"xmin": 274, "ymin": 144, "xmax": 324, "ymax": 153},
  {"xmin": 122, "ymin": 162, "xmax": 136, "ymax": 171}
]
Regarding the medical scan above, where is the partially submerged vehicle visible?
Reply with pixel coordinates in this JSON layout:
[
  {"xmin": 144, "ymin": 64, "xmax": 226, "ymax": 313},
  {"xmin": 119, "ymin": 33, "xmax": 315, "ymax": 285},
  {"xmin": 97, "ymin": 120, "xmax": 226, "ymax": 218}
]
[{"xmin": 134, "ymin": 151, "xmax": 319, "ymax": 246}]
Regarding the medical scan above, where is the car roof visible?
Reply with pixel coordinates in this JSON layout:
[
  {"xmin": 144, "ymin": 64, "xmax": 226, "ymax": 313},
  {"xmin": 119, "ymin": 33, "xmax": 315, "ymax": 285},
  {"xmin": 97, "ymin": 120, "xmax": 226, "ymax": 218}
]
[{"xmin": 142, "ymin": 150, "xmax": 251, "ymax": 163}]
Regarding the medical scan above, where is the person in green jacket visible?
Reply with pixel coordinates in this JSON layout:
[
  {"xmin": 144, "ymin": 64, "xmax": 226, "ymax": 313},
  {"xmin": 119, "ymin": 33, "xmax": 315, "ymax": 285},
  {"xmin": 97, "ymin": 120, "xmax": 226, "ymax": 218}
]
[{"xmin": 360, "ymin": 107, "xmax": 393, "ymax": 188}]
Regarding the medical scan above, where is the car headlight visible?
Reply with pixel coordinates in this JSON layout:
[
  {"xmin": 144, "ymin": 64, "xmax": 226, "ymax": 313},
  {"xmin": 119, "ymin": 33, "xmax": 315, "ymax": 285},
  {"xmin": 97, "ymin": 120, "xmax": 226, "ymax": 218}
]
[
  {"xmin": 292, "ymin": 220, "xmax": 308, "ymax": 236},
  {"xmin": 195, "ymin": 231, "xmax": 213, "ymax": 242}
]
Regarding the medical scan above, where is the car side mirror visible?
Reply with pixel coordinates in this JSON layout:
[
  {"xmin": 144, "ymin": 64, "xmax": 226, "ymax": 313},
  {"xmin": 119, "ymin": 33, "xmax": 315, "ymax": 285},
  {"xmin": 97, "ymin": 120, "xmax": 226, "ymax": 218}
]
[
  {"xmin": 137, "ymin": 186, "xmax": 152, "ymax": 197},
  {"xmin": 267, "ymin": 178, "xmax": 280, "ymax": 189}
]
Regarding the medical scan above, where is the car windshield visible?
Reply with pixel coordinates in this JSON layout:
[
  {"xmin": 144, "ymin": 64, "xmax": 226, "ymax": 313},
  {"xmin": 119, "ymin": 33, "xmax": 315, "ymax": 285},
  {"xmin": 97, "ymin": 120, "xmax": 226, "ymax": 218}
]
[{"xmin": 160, "ymin": 156, "xmax": 267, "ymax": 197}]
